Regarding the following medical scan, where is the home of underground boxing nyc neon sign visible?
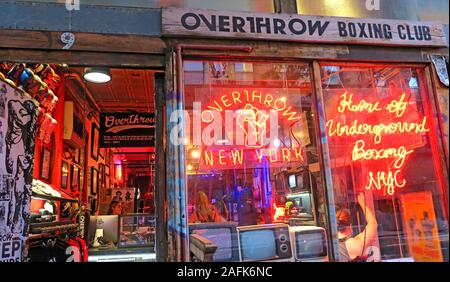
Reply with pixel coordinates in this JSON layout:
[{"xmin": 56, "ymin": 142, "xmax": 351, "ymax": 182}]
[{"xmin": 326, "ymin": 91, "xmax": 430, "ymax": 195}]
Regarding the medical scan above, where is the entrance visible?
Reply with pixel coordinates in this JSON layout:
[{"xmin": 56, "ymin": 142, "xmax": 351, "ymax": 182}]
[{"xmin": 0, "ymin": 62, "xmax": 164, "ymax": 262}]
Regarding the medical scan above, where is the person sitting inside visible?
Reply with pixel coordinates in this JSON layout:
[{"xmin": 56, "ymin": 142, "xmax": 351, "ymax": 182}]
[
  {"xmin": 336, "ymin": 192, "xmax": 378, "ymax": 262},
  {"xmin": 107, "ymin": 200, "xmax": 123, "ymax": 216},
  {"xmin": 190, "ymin": 191, "xmax": 225, "ymax": 223}
]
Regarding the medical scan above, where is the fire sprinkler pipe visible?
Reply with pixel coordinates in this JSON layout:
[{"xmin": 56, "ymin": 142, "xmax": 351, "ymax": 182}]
[{"xmin": 175, "ymin": 43, "xmax": 252, "ymax": 261}]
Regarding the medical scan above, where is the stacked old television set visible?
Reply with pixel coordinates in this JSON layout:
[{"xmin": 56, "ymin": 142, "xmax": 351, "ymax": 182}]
[
  {"xmin": 288, "ymin": 169, "xmax": 311, "ymax": 193},
  {"xmin": 188, "ymin": 223, "xmax": 328, "ymax": 262}
]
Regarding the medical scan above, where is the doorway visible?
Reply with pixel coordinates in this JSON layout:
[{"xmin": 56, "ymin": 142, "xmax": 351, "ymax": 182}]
[{"xmin": 0, "ymin": 62, "xmax": 164, "ymax": 262}]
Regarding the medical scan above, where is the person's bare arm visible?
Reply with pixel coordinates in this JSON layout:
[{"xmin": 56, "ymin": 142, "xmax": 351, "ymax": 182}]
[
  {"xmin": 345, "ymin": 193, "xmax": 378, "ymax": 259},
  {"xmin": 354, "ymin": 192, "xmax": 378, "ymax": 247}
]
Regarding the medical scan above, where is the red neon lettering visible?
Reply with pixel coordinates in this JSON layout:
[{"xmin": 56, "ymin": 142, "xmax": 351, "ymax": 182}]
[
  {"xmin": 201, "ymin": 110, "xmax": 214, "ymax": 123},
  {"xmin": 218, "ymin": 150, "xmax": 226, "ymax": 165},
  {"xmin": 294, "ymin": 147, "xmax": 304, "ymax": 162},
  {"xmin": 202, "ymin": 147, "xmax": 306, "ymax": 167},
  {"xmin": 269, "ymin": 149, "xmax": 278, "ymax": 162},
  {"xmin": 282, "ymin": 106, "xmax": 302, "ymax": 121},
  {"xmin": 202, "ymin": 89, "xmax": 302, "ymax": 124},
  {"xmin": 207, "ymin": 100, "xmax": 223, "ymax": 112},
  {"xmin": 255, "ymin": 149, "xmax": 264, "ymax": 163},
  {"xmin": 326, "ymin": 91, "xmax": 429, "ymax": 196},
  {"xmin": 282, "ymin": 148, "xmax": 291, "ymax": 162},
  {"xmin": 263, "ymin": 93, "xmax": 273, "ymax": 108},
  {"xmin": 337, "ymin": 92, "xmax": 382, "ymax": 114},
  {"xmin": 274, "ymin": 98, "xmax": 286, "ymax": 112},
  {"xmin": 252, "ymin": 90, "xmax": 262, "ymax": 103},
  {"xmin": 221, "ymin": 95, "xmax": 232, "ymax": 108},
  {"xmin": 365, "ymin": 170, "xmax": 406, "ymax": 195},
  {"xmin": 231, "ymin": 91, "xmax": 242, "ymax": 104},
  {"xmin": 204, "ymin": 151, "xmax": 214, "ymax": 166},
  {"xmin": 351, "ymin": 140, "xmax": 414, "ymax": 168},
  {"xmin": 385, "ymin": 93, "xmax": 408, "ymax": 117},
  {"xmin": 230, "ymin": 149, "xmax": 244, "ymax": 165},
  {"xmin": 326, "ymin": 117, "xmax": 429, "ymax": 144},
  {"xmin": 244, "ymin": 90, "xmax": 250, "ymax": 101}
]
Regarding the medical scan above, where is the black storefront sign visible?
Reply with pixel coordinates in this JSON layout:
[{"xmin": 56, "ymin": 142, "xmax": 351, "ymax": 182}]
[{"xmin": 99, "ymin": 113, "xmax": 155, "ymax": 148}]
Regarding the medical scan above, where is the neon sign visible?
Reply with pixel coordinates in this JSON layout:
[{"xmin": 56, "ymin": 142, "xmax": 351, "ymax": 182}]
[
  {"xmin": 273, "ymin": 203, "xmax": 286, "ymax": 222},
  {"xmin": 199, "ymin": 89, "xmax": 306, "ymax": 167},
  {"xmin": 236, "ymin": 104, "xmax": 269, "ymax": 148},
  {"xmin": 203, "ymin": 147, "xmax": 304, "ymax": 166},
  {"xmin": 202, "ymin": 89, "xmax": 302, "ymax": 122},
  {"xmin": 326, "ymin": 91, "xmax": 429, "ymax": 195}
]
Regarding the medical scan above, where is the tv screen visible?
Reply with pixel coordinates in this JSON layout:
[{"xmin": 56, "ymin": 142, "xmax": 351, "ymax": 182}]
[
  {"xmin": 288, "ymin": 174, "xmax": 296, "ymax": 188},
  {"xmin": 295, "ymin": 231, "xmax": 326, "ymax": 259},
  {"xmin": 192, "ymin": 228, "xmax": 233, "ymax": 261},
  {"xmin": 240, "ymin": 230, "xmax": 277, "ymax": 261}
]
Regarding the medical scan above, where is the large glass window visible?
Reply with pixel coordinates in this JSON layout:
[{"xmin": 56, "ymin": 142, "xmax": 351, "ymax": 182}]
[
  {"xmin": 320, "ymin": 63, "xmax": 449, "ymax": 262},
  {"xmin": 183, "ymin": 60, "xmax": 329, "ymax": 261}
]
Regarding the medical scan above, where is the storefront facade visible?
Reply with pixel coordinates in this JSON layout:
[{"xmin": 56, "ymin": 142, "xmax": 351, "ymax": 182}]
[{"xmin": 0, "ymin": 1, "xmax": 448, "ymax": 262}]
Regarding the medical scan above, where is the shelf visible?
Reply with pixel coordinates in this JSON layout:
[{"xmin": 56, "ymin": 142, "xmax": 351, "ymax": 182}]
[
  {"xmin": 30, "ymin": 221, "xmax": 79, "ymax": 234},
  {"xmin": 32, "ymin": 191, "xmax": 78, "ymax": 203}
]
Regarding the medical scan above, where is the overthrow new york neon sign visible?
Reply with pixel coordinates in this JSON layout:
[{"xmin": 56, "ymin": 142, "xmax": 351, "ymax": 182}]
[{"xmin": 196, "ymin": 88, "xmax": 305, "ymax": 167}]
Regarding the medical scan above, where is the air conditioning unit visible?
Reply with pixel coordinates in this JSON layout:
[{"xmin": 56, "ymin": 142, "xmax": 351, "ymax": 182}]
[{"xmin": 63, "ymin": 101, "xmax": 84, "ymax": 148}]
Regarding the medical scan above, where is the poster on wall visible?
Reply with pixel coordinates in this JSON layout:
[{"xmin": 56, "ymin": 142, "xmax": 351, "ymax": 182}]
[
  {"xmin": 108, "ymin": 188, "xmax": 136, "ymax": 215},
  {"xmin": 99, "ymin": 113, "xmax": 155, "ymax": 148},
  {"xmin": 0, "ymin": 80, "xmax": 39, "ymax": 262},
  {"xmin": 399, "ymin": 191, "xmax": 444, "ymax": 262}
]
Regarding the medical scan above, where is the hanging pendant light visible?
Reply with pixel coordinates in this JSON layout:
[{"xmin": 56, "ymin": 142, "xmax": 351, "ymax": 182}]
[{"xmin": 83, "ymin": 67, "xmax": 111, "ymax": 83}]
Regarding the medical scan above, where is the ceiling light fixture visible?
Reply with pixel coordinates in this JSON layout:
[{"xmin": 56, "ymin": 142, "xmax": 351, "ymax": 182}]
[{"xmin": 83, "ymin": 67, "xmax": 111, "ymax": 83}]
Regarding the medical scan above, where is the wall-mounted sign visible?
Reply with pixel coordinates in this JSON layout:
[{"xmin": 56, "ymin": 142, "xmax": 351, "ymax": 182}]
[
  {"xmin": 162, "ymin": 8, "xmax": 447, "ymax": 47},
  {"xmin": 99, "ymin": 113, "xmax": 155, "ymax": 148}
]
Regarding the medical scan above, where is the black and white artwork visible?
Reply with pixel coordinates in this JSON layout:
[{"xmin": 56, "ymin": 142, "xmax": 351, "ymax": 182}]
[
  {"xmin": 0, "ymin": 84, "xmax": 6, "ymax": 118},
  {"xmin": 0, "ymin": 201, "xmax": 8, "ymax": 233},
  {"xmin": 0, "ymin": 80, "xmax": 38, "ymax": 262}
]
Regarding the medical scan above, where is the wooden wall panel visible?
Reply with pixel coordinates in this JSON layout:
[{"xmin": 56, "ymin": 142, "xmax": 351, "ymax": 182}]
[{"xmin": 0, "ymin": 30, "xmax": 166, "ymax": 54}]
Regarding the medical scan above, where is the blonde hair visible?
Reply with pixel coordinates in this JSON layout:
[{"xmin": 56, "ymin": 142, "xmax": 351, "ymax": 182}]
[{"xmin": 195, "ymin": 191, "xmax": 215, "ymax": 222}]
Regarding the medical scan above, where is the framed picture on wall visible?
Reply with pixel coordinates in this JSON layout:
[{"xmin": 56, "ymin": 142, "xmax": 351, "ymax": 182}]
[
  {"xmin": 40, "ymin": 147, "xmax": 52, "ymax": 181},
  {"xmin": 91, "ymin": 123, "xmax": 99, "ymax": 161},
  {"xmin": 61, "ymin": 161, "xmax": 69, "ymax": 188},
  {"xmin": 91, "ymin": 167, "xmax": 99, "ymax": 195},
  {"xmin": 71, "ymin": 165, "xmax": 80, "ymax": 192}
]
